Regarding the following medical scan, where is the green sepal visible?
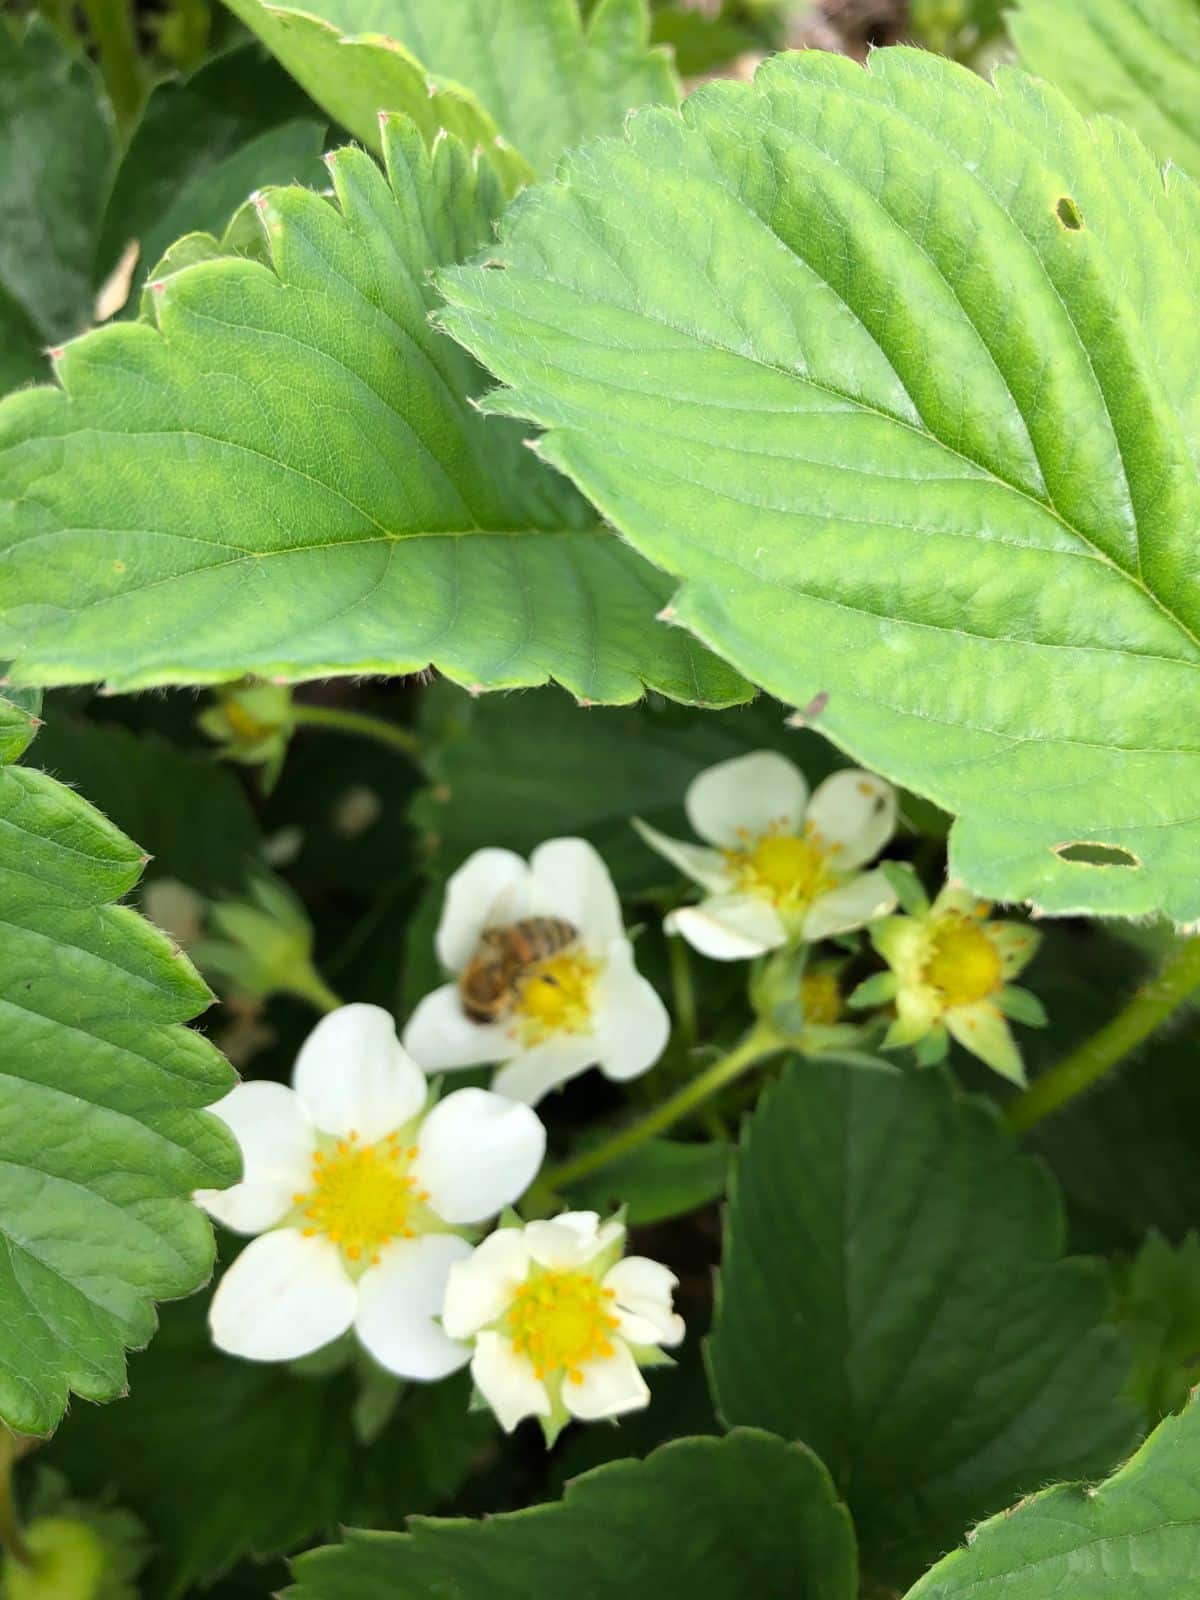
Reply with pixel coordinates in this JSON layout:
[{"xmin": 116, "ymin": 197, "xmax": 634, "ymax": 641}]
[
  {"xmin": 847, "ymin": 971, "xmax": 900, "ymax": 1010},
  {"xmin": 882, "ymin": 861, "xmax": 931, "ymax": 917},
  {"xmin": 996, "ymin": 984, "xmax": 1049, "ymax": 1027}
]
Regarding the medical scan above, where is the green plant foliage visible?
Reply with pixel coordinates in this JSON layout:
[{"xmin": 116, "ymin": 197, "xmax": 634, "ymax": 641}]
[
  {"xmin": 31, "ymin": 716, "xmax": 260, "ymax": 894},
  {"xmin": 562, "ymin": 1137, "xmax": 729, "ymax": 1224},
  {"xmin": 439, "ymin": 47, "xmax": 1200, "ymax": 924},
  {"xmin": 708, "ymin": 1059, "xmax": 1138, "ymax": 1587},
  {"xmin": 1116, "ymin": 1231, "xmax": 1200, "ymax": 1425},
  {"xmin": 95, "ymin": 44, "xmax": 327, "ymax": 315},
  {"xmin": 287, "ymin": 1431, "xmax": 857, "ymax": 1599},
  {"xmin": 1011, "ymin": 0, "xmax": 1200, "ymax": 177},
  {"xmin": 0, "ymin": 20, "xmax": 112, "ymax": 385},
  {"xmin": 907, "ymin": 1391, "xmax": 1200, "ymax": 1600},
  {"xmin": 0, "ymin": 118, "xmax": 743, "ymax": 706},
  {"xmin": 47, "ymin": 1296, "xmax": 489, "ymax": 1599},
  {"xmin": 0, "ymin": 700, "xmax": 238, "ymax": 1435}
]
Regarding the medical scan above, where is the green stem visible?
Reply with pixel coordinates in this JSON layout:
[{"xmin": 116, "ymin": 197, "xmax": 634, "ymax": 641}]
[
  {"xmin": 289, "ymin": 967, "xmax": 344, "ymax": 1015},
  {"xmin": 1005, "ymin": 935, "xmax": 1200, "ymax": 1136},
  {"xmin": 667, "ymin": 935, "xmax": 698, "ymax": 1051},
  {"xmin": 540, "ymin": 1022, "xmax": 781, "ymax": 1194},
  {"xmin": 0, "ymin": 1428, "xmax": 30, "ymax": 1569},
  {"xmin": 80, "ymin": 0, "xmax": 144, "ymax": 137},
  {"xmin": 291, "ymin": 704, "xmax": 422, "ymax": 763}
]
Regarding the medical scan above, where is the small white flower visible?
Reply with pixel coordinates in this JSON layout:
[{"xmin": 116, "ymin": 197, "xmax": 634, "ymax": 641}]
[
  {"xmin": 442, "ymin": 1211, "xmax": 684, "ymax": 1442},
  {"xmin": 196, "ymin": 1004, "xmax": 545, "ymax": 1376},
  {"xmin": 403, "ymin": 839, "xmax": 669, "ymax": 1106},
  {"xmin": 636, "ymin": 751, "xmax": 898, "ymax": 960}
]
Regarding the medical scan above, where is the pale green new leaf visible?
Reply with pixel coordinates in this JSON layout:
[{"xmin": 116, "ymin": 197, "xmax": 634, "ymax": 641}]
[
  {"xmin": 288, "ymin": 1431, "xmax": 857, "ymax": 1599},
  {"xmin": 907, "ymin": 1392, "xmax": 1200, "ymax": 1600},
  {"xmin": 1011, "ymin": 0, "xmax": 1200, "ymax": 177},
  {"xmin": 0, "ymin": 705, "xmax": 238, "ymax": 1435},
  {"xmin": 0, "ymin": 118, "xmax": 744, "ymax": 707},
  {"xmin": 440, "ymin": 47, "xmax": 1200, "ymax": 923},
  {"xmin": 708, "ymin": 1059, "xmax": 1138, "ymax": 1587}
]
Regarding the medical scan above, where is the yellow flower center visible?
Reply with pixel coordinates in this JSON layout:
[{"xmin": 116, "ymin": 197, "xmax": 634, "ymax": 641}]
[
  {"xmin": 514, "ymin": 951, "xmax": 598, "ymax": 1042},
  {"xmin": 800, "ymin": 970, "xmax": 842, "ymax": 1027},
  {"xmin": 294, "ymin": 1132, "xmax": 428, "ymax": 1264},
  {"xmin": 223, "ymin": 699, "xmax": 278, "ymax": 742},
  {"xmin": 923, "ymin": 915, "xmax": 1002, "ymax": 1008},
  {"xmin": 727, "ymin": 827, "xmax": 837, "ymax": 909},
  {"xmin": 504, "ymin": 1270, "xmax": 621, "ymax": 1385}
]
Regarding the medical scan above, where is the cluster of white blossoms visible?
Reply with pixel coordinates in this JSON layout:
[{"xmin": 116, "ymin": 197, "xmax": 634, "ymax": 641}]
[{"xmin": 196, "ymin": 745, "xmax": 1039, "ymax": 1437}]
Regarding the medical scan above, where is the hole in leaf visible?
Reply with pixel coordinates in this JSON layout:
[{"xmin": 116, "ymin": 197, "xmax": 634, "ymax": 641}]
[
  {"xmin": 1056, "ymin": 196, "xmax": 1084, "ymax": 230},
  {"xmin": 1052, "ymin": 841, "xmax": 1140, "ymax": 868}
]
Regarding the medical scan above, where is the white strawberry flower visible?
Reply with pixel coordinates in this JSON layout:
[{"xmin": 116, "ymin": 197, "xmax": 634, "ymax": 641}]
[
  {"xmin": 196, "ymin": 1004, "xmax": 545, "ymax": 1377},
  {"xmin": 402, "ymin": 839, "xmax": 669, "ymax": 1107},
  {"xmin": 636, "ymin": 752, "xmax": 898, "ymax": 960},
  {"xmin": 441, "ymin": 1211, "xmax": 684, "ymax": 1443}
]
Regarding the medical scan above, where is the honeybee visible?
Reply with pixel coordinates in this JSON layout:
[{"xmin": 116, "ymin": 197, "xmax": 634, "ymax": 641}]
[{"xmin": 459, "ymin": 917, "xmax": 579, "ymax": 1022}]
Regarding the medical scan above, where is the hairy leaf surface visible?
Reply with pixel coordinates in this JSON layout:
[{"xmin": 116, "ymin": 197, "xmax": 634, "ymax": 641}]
[
  {"xmin": 0, "ymin": 119, "xmax": 743, "ymax": 706},
  {"xmin": 0, "ymin": 702, "xmax": 237, "ymax": 1434},
  {"xmin": 440, "ymin": 48, "xmax": 1200, "ymax": 922},
  {"xmin": 708, "ymin": 1059, "xmax": 1138, "ymax": 1586},
  {"xmin": 908, "ymin": 1393, "xmax": 1200, "ymax": 1599},
  {"xmin": 1012, "ymin": 0, "xmax": 1200, "ymax": 177},
  {"xmin": 288, "ymin": 1431, "xmax": 856, "ymax": 1599}
]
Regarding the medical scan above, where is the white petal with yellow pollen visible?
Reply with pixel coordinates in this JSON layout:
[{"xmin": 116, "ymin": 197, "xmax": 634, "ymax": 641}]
[
  {"xmin": 686, "ymin": 751, "xmax": 808, "ymax": 848},
  {"xmin": 565, "ymin": 1340, "xmax": 650, "ymax": 1421},
  {"xmin": 208, "ymin": 1229, "xmax": 357, "ymax": 1361},
  {"xmin": 354, "ymin": 1233, "xmax": 474, "ymax": 1380},
  {"xmin": 603, "ymin": 1257, "xmax": 686, "ymax": 1347},
  {"xmin": 491, "ymin": 1034, "xmax": 599, "ymax": 1106},
  {"xmin": 293, "ymin": 1004, "xmax": 427, "ymax": 1143},
  {"xmin": 435, "ymin": 847, "xmax": 530, "ymax": 971},
  {"xmin": 667, "ymin": 892, "xmax": 787, "ymax": 960},
  {"xmin": 442, "ymin": 1228, "xmax": 532, "ymax": 1340},
  {"xmin": 805, "ymin": 770, "xmax": 896, "ymax": 869},
  {"xmin": 528, "ymin": 837, "xmax": 622, "ymax": 947},
  {"xmin": 472, "ymin": 1330, "xmax": 551, "ymax": 1431},
  {"xmin": 402, "ymin": 983, "xmax": 511, "ymax": 1071},
  {"xmin": 411, "ymin": 1088, "xmax": 545, "ymax": 1225},
  {"xmin": 803, "ymin": 868, "xmax": 897, "ymax": 942},
  {"xmin": 196, "ymin": 1080, "xmax": 316, "ymax": 1234},
  {"xmin": 592, "ymin": 940, "xmax": 670, "ymax": 1082},
  {"xmin": 631, "ymin": 818, "xmax": 730, "ymax": 892},
  {"xmin": 945, "ymin": 1001, "xmax": 1026, "ymax": 1085}
]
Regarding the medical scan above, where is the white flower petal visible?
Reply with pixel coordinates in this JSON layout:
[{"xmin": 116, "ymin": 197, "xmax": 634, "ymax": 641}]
[
  {"xmin": 564, "ymin": 1340, "xmax": 650, "ymax": 1421},
  {"xmin": 490, "ymin": 1035, "xmax": 599, "ymax": 1106},
  {"xmin": 685, "ymin": 752, "xmax": 808, "ymax": 848},
  {"xmin": 412, "ymin": 1088, "xmax": 545, "ymax": 1225},
  {"xmin": 354, "ymin": 1233, "xmax": 473, "ymax": 1381},
  {"xmin": 208, "ymin": 1229, "xmax": 356, "ymax": 1362},
  {"xmin": 442, "ymin": 1228, "xmax": 531, "ymax": 1340},
  {"xmin": 592, "ymin": 940, "xmax": 669, "ymax": 1083},
  {"xmin": 525, "ymin": 1213, "xmax": 624, "ymax": 1270},
  {"xmin": 529, "ymin": 837, "xmax": 623, "ymax": 948},
  {"xmin": 195, "ymin": 1080, "xmax": 316, "ymax": 1235},
  {"xmin": 802, "ymin": 869, "xmax": 897, "ymax": 942},
  {"xmin": 666, "ymin": 894, "xmax": 787, "ymax": 961},
  {"xmin": 293, "ymin": 1003, "xmax": 427, "ymax": 1143},
  {"xmin": 631, "ymin": 818, "xmax": 730, "ymax": 893},
  {"xmin": 603, "ymin": 1257, "xmax": 685, "ymax": 1348},
  {"xmin": 402, "ymin": 983, "xmax": 512, "ymax": 1072},
  {"xmin": 806, "ymin": 770, "xmax": 896, "ymax": 869},
  {"xmin": 471, "ymin": 1330, "xmax": 551, "ymax": 1432},
  {"xmin": 436, "ymin": 847, "xmax": 532, "ymax": 973}
]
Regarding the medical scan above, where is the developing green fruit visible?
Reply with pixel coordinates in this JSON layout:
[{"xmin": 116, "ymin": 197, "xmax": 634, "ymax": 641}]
[{"xmin": 2, "ymin": 1517, "xmax": 106, "ymax": 1600}]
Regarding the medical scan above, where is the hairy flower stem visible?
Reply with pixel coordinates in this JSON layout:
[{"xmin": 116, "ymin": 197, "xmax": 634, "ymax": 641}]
[
  {"xmin": 1005, "ymin": 934, "xmax": 1200, "ymax": 1135},
  {"xmin": 291, "ymin": 704, "xmax": 422, "ymax": 763},
  {"xmin": 535, "ymin": 1022, "xmax": 782, "ymax": 1197},
  {"xmin": 0, "ymin": 1428, "xmax": 30, "ymax": 1568}
]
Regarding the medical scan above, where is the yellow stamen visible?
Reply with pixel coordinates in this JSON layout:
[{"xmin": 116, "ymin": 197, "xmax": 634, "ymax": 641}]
[
  {"xmin": 504, "ymin": 1269, "xmax": 622, "ymax": 1379},
  {"xmin": 292, "ymin": 1130, "xmax": 421, "ymax": 1263},
  {"xmin": 726, "ymin": 824, "xmax": 837, "ymax": 910},
  {"xmin": 923, "ymin": 914, "xmax": 1003, "ymax": 1008},
  {"xmin": 800, "ymin": 970, "xmax": 842, "ymax": 1027},
  {"xmin": 513, "ymin": 950, "xmax": 599, "ymax": 1043}
]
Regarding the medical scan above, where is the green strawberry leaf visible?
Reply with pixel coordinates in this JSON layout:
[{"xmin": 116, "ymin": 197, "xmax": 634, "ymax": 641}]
[
  {"xmin": 222, "ymin": 0, "xmax": 676, "ymax": 182},
  {"xmin": 0, "ymin": 707, "xmax": 238, "ymax": 1435},
  {"xmin": 0, "ymin": 117, "xmax": 745, "ymax": 707},
  {"xmin": 287, "ymin": 1431, "xmax": 857, "ymax": 1600},
  {"xmin": 907, "ymin": 1391, "xmax": 1200, "ymax": 1600},
  {"xmin": 1011, "ymin": 0, "xmax": 1200, "ymax": 177},
  {"xmin": 439, "ymin": 47, "xmax": 1200, "ymax": 923},
  {"xmin": 707, "ymin": 1058, "xmax": 1138, "ymax": 1588}
]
